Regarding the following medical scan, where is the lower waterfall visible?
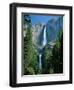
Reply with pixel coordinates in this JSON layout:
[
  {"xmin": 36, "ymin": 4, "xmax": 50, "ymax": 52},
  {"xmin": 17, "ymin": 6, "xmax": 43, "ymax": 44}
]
[{"xmin": 39, "ymin": 54, "xmax": 42, "ymax": 71}]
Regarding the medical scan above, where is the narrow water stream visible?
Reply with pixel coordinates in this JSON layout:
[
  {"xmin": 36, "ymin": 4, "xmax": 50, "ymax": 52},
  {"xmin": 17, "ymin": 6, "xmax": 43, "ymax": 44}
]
[{"xmin": 39, "ymin": 54, "xmax": 42, "ymax": 70}]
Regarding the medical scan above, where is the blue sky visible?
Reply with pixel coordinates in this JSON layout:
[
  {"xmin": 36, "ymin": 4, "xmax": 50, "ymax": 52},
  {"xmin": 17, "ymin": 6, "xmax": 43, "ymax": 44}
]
[{"xmin": 30, "ymin": 14, "xmax": 62, "ymax": 25}]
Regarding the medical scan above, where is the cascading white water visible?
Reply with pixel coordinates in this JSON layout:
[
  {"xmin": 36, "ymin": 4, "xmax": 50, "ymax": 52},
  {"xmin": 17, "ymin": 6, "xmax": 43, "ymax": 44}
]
[
  {"xmin": 39, "ymin": 54, "xmax": 42, "ymax": 70},
  {"xmin": 39, "ymin": 25, "xmax": 47, "ymax": 72},
  {"xmin": 42, "ymin": 26, "xmax": 47, "ymax": 47}
]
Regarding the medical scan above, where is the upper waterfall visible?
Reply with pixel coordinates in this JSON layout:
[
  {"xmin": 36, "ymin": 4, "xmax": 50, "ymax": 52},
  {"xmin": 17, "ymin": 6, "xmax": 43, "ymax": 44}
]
[{"xmin": 42, "ymin": 25, "xmax": 47, "ymax": 47}]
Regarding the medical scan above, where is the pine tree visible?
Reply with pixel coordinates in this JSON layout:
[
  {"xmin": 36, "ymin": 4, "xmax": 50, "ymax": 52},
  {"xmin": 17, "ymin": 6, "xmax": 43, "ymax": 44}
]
[
  {"xmin": 51, "ymin": 31, "xmax": 63, "ymax": 73},
  {"xmin": 23, "ymin": 14, "xmax": 38, "ymax": 75},
  {"xmin": 42, "ymin": 44, "xmax": 52, "ymax": 74}
]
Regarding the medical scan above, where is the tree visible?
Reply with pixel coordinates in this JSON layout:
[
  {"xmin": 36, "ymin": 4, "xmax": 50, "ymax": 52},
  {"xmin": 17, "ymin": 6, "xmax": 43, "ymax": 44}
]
[
  {"xmin": 42, "ymin": 44, "xmax": 52, "ymax": 74},
  {"xmin": 51, "ymin": 31, "xmax": 63, "ymax": 73},
  {"xmin": 23, "ymin": 14, "xmax": 31, "ymax": 25},
  {"xmin": 23, "ymin": 14, "xmax": 38, "ymax": 75}
]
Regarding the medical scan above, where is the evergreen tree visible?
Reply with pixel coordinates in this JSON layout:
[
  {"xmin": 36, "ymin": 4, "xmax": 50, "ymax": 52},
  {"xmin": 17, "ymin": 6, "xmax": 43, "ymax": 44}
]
[
  {"xmin": 51, "ymin": 31, "xmax": 63, "ymax": 73},
  {"xmin": 23, "ymin": 14, "xmax": 38, "ymax": 75},
  {"xmin": 42, "ymin": 44, "xmax": 52, "ymax": 74}
]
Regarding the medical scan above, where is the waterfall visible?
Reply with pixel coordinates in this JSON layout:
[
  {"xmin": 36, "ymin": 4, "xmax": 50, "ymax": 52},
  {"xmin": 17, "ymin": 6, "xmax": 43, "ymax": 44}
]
[
  {"xmin": 38, "ymin": 25, "xmax": 47, "ymax": 72},
  {"xmin": 39, "ymin": 54, "xmax": 42, "ymax": 70},
  {"xmin": 42, "ymin": 26, "xmax": 47, "ymax": 47}
]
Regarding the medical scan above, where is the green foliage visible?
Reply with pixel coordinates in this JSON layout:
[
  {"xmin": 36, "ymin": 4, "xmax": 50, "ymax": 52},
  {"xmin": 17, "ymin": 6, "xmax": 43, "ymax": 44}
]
[
  {"xmin": 23, "ymin": 15, "xmax": 38, "ymax": 75},
  {"xmin": 51, "ymin": 32, "xmax": 63, "ymax": 73},
  {"xmin": 29, "ymin": 47, "xmax": 39, "ymax": 74},
  {"xmin": 24, "ymin": 67, "xmax": 35, "ymax": 75},
  {"xmin": 57, "ymin": 29, "xmax": 63, "ymax": 41},
  {"xmin": 42, "ymin": 44, "xmax": 52, "ymax": 74}
]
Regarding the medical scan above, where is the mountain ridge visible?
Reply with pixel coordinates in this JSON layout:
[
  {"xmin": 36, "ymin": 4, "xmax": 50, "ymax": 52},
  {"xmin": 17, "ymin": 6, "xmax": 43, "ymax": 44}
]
[{"xmin": 32, "ymin": 16, "xmax": 63, "ymax": 50}]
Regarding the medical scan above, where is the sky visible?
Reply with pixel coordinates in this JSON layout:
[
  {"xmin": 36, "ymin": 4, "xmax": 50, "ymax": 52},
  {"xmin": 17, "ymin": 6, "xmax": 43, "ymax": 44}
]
[{"xmin": 29, "ymin": 14, "xmax": 62, "ymax": 25}]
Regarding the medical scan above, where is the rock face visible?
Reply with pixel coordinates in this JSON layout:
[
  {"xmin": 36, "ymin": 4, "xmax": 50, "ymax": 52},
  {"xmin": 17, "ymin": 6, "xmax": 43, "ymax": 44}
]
[
  {"xmin": 46, "ymin": 16, "xmax": 63, "ymax": 42},
  {"xmin": 32, "ymin": 16, "xmax": 63, "ymax": 50},
  {"xmin": 32, "ymin": 23, "xmax": 44, "ymax": 50}
]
